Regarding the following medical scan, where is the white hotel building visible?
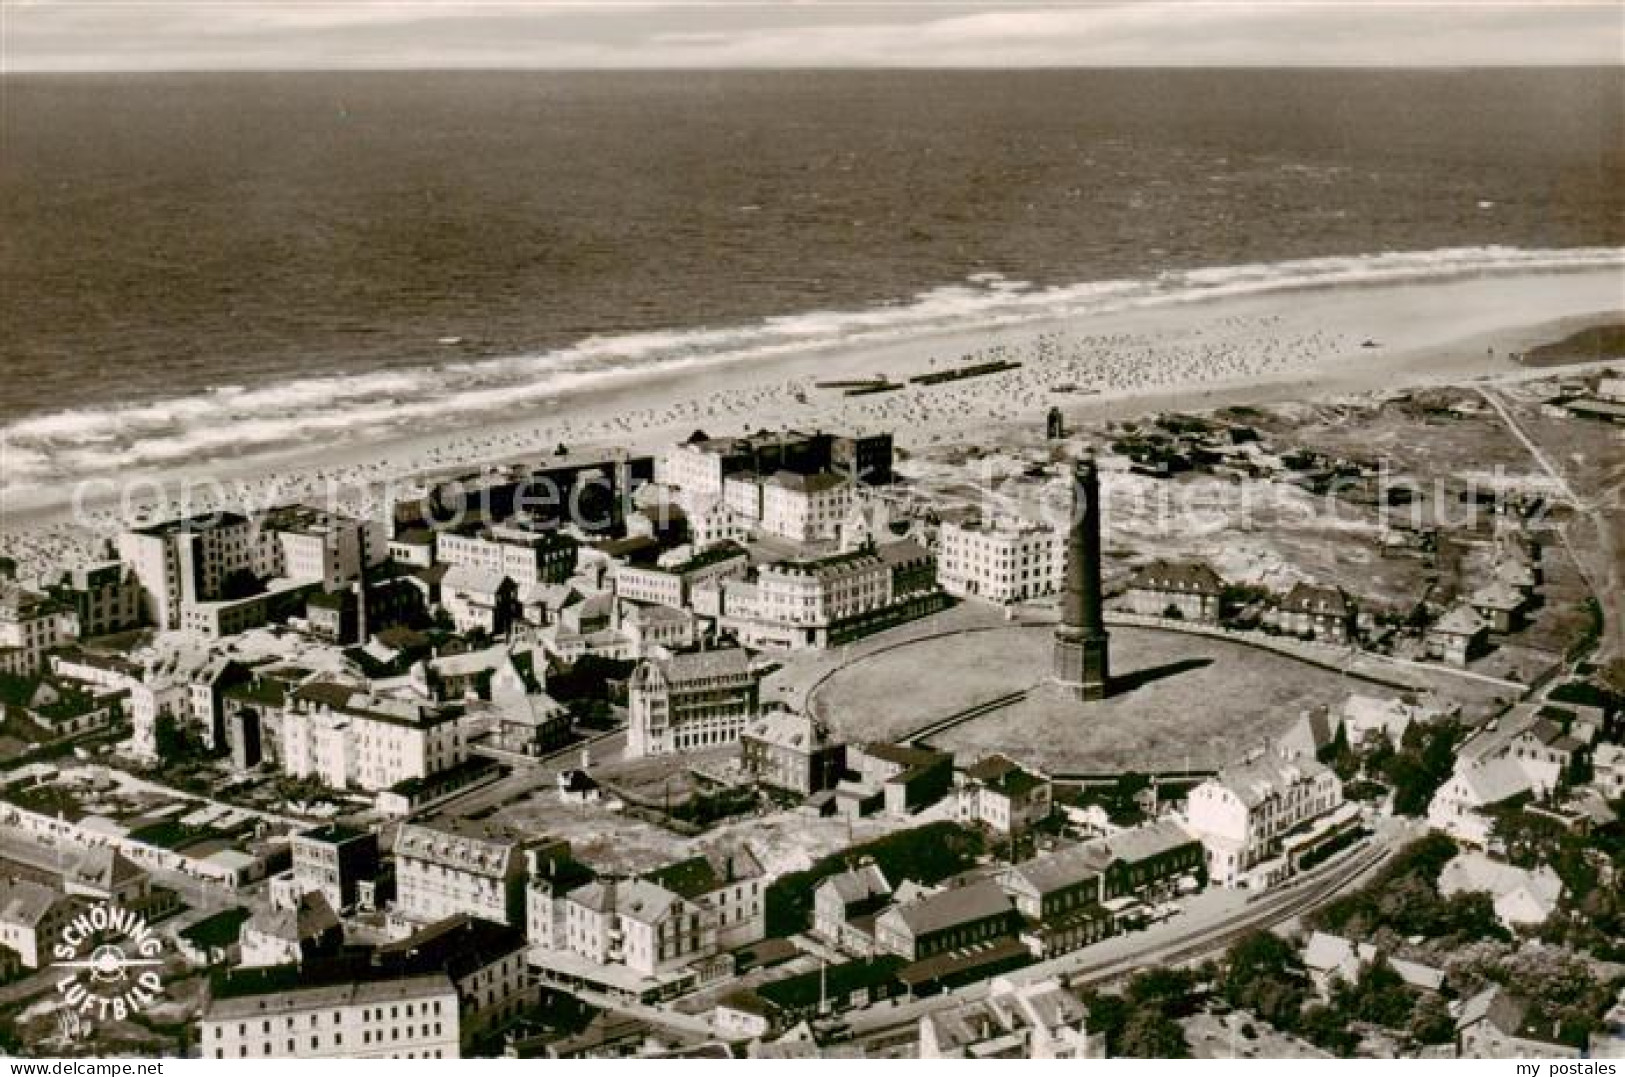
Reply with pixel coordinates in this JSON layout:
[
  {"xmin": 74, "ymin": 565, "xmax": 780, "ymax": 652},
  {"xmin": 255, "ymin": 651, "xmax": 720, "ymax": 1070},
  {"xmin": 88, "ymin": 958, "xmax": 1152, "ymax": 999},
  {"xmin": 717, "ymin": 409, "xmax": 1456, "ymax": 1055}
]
[
  {"xmin": 118, "ymin": 505, "xmax": 376, "ymax": 631},
  {"xmin": 1182, "ymin": 750, "xmax": 1347, "ymax": 888},
  {"xmin": 627, "ymin": 647, "xmax": 760, "ymax": 758},
  {"xmin": 280, "ymin": 682, "xmax": 465, "ymax": 794},
  {"xmin": 937, "ymin": 517, "xmax": 1064, "ymax": 604},
  {"xmin": 760, "ymin": 470, "xmax": 853, "ymax": 543},
  {"xmin": 392, "ymin": 819, "xmax": 542, "ymax": 929},
  {"xmin": 201, "ymin": 973, "xmax": 459, "ymax": 1059}
]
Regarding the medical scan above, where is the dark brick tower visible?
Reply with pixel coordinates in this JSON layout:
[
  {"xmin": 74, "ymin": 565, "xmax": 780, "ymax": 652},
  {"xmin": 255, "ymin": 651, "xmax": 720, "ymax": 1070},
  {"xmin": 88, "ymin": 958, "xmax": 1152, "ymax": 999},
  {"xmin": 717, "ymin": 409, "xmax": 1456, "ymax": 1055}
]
[{"xmin": 1054, "ymin": 457, "xmax": 1110, "ymax": 700}]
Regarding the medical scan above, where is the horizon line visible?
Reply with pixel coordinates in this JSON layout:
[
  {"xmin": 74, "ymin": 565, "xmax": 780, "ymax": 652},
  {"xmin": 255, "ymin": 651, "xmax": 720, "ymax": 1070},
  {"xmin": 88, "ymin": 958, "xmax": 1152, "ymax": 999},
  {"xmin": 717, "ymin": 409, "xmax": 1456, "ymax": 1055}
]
[{"xmin": 5, "ymin": 61, "xmax": 1624, "ymax": 75}]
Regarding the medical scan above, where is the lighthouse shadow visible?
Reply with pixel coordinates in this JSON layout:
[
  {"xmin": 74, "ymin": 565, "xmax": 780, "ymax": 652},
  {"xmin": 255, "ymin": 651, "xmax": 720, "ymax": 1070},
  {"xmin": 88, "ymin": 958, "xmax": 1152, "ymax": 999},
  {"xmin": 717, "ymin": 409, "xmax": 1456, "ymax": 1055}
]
[{"xmin": 1108, "ymin": 656, "xmax": 1214, "ymax": 696}]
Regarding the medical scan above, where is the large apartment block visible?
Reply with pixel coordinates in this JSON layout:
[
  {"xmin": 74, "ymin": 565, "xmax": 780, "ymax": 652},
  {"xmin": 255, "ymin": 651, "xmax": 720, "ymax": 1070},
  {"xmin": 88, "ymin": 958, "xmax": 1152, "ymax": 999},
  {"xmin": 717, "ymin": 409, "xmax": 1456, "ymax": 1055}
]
[
  {"xmin": 201, "ymin": 973, "xmax": 459, "ymax": 1060},
  {"xmin": 118, "ymin": 505, "xmax": 377, "ymax": 631},
  {"xmin": 626, "ymin": 647, "xmax": 760, "ymax": 758},
  {"xmin": 435, "ymin": 523, "xmax": 577, "ymax": 589},
  {"xmin": 660, "ymin": 429, "xmax": 893, "ymax": 504},
  {"xmin": 280, "ymin": 682, "xmax": 466, "ymax": 793},
  {"xmin": 722, "ymin": 540, "xmax": 942, "ymax": 650},
  {"xmin": 393, "ymin": 819, "xmax": 561, "ymax": 928},
  {"xmin": 937, "ymin": 517, "xmax": 1064, "ymax": 604}
]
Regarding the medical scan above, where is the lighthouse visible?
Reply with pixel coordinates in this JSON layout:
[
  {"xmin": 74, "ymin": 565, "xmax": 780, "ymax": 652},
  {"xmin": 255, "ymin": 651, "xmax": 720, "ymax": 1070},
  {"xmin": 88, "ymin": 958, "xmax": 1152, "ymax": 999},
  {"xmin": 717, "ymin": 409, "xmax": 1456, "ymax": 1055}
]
[{"xmin": 1053, "ymin": 457, "xmax": 1110, "ymax": 700}]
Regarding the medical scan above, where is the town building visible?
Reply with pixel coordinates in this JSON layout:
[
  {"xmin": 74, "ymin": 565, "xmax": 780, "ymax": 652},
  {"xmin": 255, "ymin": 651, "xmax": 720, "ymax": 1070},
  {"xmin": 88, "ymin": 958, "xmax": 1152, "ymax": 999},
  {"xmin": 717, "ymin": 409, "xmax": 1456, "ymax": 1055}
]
[
  {"xmin": 0, "ymin": 582, "xmax": 72, "ymax": 676},
  {"xmin": 291, "ymin": 824, "xmax": 381, "ymax": 913},
  {"xmin": 377, "ymin": 915, "xmax": 534, "ymax": 1041},
  {"xmin": 643, "ymin": 847, "xmax": 768, "ymax": 950},
  {"xmin": 436, "ymin": 524, "xmax": 577, "ymax": 589},
  {"xmin": 616, "ymin": 600, "xmax": 697, "ymax": 656},
  {"xmin": 1122, "ymin": 560, "xmax": 1225, "ymax": 622},
  {"xmin": 659, "ymin": 430, "xmax": 892, "ymax": 504},
  {"xmin": 50, "ymin": 562, "xmax": 144, "ymax": 639},
  {"xmin": 812, "ymin": 863, "xmax": 892, "ymax": 955},
  {"xmin": 558, "ymin": 878, "xmax": 715, "ymax": 979},
  {"xmin": 957, "ymin": 754, "xmax": 1053, "ymax": 837},
  {"xmin": 1427, "ymin": 757, "xmax": 1550, "ymax": 846},
  {"xmin": 1456, "ymin": 986, "xmax": 1585, "ymax": 1059},
  {"xmin": 1427, "ymin": 710, "xmax": 1567, "ymax": 845},
  {"xmin": 63, "ymin": 847, "xmax": 152, "ymax": 906},
  {"xmin": 873, "ymin": 880, "xmax": 1019, "ymax": 963},
  {"xmin": 1438, "ymin": 852, "xmax": 1564, "ymax": 930},
  {"xmin": 1182, "ymin": 750, "xmax": 1348, "ymax": 888},
  {"xmin": 1270, "ymin": 582, "xmax": 1355, "ymax": 644},
  {"xmin": 739, "ymin": 710, "xmax": 846, "ymax": 795},
  {"xmin": 239, "ymin": 891, "xmax": 344, "ymax": 968},
  {"xmin": 280, "ymin": 682, "xmax": 466, "ymax": 794},
  {"xmin": 117, "ymin": 512, "xmax": 259, "ymax": 631},
  {"xmin": 388, "ymin": 529, "xmax": 436, "ymax": 567},
  {"xmin": 685, "ymin": 501, "xmax": 753, "ymax": 550},
  {"xmin": 613, "ymin": 542, "xmax": 749, "ymax": 609},
  {"xmin": 722, "ymin": 541, "xmax": 944, "ymax": 651},
  {"xmin": 487, "ymin": 649, "xmax": 571, "ymax": 757},
  {"xmin": 201, "ymin": 971, "xmax": 460, "ymax": 1059},
  {"xmin": 998, "ymin": 819, "xmax": 1203, "ymax": 956},
  {"xmin": 759, "ymin": 471, "xmax": 854, "ymax": 543},
  {"xmin": 118, "ymin": 506, "xmax": 377, "ymax": 633},
  {"xmin": 440, "ymin": 566, "xmax": 519, "ymax": 636},
  {"xmin": 919, "ymin": 976, "xmax": 1097, "ymax": 1059},
  {"xmin": 393, "ymin": 820, "xmax": 555, "ymax": 929},
  {"xmin": 936, "ymin": 517, "xmax": 1063, "ymax": 604},
  {"xmin": 1428, "ymin": 605, "xmax": 1491, "ymax": 666},
  {"xmin": 1468, "ymin": 580, "xmax": 1527, "ymax": 634},
  {"xmin": 1594, "ymin": 743, "xmax": 1625, "ymax": 801},
  {"xmin": 0, "ymin": 878, "xmax": 73, "ymax": 969},
  {"xmin": 626, "ymin": 647, "xmax": 760, "ymax": 758},
  {"xmin": 1301, "ymin": 932, "xmax": 1445, "ymax": 999},
  {"xmin": 844, "ymin": 742, "xmax": 955, "ymax": 816}
]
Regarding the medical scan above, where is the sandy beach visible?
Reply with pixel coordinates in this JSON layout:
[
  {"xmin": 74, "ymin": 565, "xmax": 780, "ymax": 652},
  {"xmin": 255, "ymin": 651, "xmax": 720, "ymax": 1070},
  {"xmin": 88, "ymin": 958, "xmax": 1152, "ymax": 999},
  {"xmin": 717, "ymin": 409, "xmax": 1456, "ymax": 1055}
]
[{"xmin": 2, "ymin": 266, "xmax": 1620, "ymax": 582}]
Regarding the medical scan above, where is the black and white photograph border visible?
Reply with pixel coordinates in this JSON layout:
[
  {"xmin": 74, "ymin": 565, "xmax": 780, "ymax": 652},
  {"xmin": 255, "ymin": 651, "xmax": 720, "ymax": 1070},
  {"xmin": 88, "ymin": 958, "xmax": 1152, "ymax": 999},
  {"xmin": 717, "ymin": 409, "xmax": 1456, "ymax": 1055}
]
[{"xmin": 0, "ymin": 0, "xmax": 1622, "ymax": 1064}]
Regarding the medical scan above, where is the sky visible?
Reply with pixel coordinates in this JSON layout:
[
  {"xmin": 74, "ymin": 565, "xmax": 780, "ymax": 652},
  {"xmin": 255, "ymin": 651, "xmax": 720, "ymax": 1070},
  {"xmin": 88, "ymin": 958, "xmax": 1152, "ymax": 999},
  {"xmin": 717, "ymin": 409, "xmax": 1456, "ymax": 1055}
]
[{"xmin": 2, "ymin": 0, "xmax": 1621, "ymax": 72}]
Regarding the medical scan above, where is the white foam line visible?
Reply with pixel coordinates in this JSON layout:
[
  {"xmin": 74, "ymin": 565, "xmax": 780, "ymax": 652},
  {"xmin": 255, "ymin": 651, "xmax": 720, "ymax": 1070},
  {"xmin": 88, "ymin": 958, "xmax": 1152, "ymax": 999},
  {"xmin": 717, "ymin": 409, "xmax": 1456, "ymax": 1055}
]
[{"xmin": 3, "ymin": 244, "xmax": 1621, "ymax": 495}]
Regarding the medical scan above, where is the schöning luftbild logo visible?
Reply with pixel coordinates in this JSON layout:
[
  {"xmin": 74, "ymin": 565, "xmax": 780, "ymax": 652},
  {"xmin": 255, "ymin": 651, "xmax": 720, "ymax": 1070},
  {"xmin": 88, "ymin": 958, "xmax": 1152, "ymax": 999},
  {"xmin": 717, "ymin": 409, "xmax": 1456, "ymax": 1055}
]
[{"xmin": 52, "ymin": 902, "xmax": 167, "ymax": 1023}]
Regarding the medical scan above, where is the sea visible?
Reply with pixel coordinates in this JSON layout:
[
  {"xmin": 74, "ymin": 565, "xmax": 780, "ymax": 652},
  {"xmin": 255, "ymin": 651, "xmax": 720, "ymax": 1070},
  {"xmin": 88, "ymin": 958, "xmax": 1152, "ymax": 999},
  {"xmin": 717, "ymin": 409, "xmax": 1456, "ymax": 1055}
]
[{"xmin": 2, "ymin": 68, "xmax": 1622, "ymax": 497}]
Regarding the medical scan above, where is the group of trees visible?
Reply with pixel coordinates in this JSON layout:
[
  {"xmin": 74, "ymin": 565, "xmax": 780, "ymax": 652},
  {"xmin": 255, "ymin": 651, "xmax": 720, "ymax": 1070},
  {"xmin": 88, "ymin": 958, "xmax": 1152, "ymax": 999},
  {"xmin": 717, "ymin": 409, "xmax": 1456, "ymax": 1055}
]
[
  {"xmin": 1312, "ymin": 834, "xmax": 1506, "ymax": 946},
  {"xmin": 1079, "ymin": 967, "xmax": 1201, "ymax": 1058},
  {"xmin": 1319, "ymin": 718, "xmax": 1464, "ymax": 816},
  {"xmin": 1490, "ymin": 801, "xmax": 1625, "ymax": 961},
  {"xmin": 1450, "ymin": 946, "xmax": 1623, "ymax": 1049},
  {"xmin": 1215, "ymin": 930, "xmax": 1453, "ymax": 1057}
]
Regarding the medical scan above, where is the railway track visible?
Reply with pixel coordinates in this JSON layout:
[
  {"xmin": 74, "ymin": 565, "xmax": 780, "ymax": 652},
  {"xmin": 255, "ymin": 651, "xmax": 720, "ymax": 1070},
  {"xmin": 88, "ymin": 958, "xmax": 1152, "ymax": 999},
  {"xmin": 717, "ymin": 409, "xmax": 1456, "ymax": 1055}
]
[{"xmin": 845, "ymin": 837, "xmax": 1393, "ymax": 1044}]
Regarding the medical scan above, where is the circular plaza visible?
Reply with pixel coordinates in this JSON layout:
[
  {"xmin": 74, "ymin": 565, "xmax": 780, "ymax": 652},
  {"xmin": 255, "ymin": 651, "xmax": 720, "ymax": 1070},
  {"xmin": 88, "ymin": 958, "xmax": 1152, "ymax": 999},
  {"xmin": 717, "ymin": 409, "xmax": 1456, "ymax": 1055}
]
[{"xmin": 808, "ymin": 623, "xmax": 1355, "ymax": 775}]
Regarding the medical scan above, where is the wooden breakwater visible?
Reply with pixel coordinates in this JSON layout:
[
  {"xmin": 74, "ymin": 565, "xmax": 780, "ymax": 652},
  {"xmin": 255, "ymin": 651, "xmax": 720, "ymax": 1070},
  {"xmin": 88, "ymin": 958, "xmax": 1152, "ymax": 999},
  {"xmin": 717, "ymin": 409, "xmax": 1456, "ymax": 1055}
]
[{"xmin": 910, "ymin": 360, "xmax": 1023, "ymax": 386}]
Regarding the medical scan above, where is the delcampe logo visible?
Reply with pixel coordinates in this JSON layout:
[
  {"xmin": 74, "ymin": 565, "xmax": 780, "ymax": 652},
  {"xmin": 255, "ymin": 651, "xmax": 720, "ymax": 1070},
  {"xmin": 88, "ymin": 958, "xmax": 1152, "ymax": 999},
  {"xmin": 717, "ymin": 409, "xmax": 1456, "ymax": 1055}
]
[{"xmin": 51, "ymin": 902, "xmax": 167, "ymax": 1023}]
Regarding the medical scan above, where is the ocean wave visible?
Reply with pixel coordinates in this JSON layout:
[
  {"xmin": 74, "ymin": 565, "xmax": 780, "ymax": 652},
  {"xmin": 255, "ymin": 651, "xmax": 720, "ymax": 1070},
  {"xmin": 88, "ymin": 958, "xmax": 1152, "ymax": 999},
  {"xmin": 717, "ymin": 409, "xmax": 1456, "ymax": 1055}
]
[{"xmin": 3, "ymin": 244, "xmax": 1621, "ymax": 496}]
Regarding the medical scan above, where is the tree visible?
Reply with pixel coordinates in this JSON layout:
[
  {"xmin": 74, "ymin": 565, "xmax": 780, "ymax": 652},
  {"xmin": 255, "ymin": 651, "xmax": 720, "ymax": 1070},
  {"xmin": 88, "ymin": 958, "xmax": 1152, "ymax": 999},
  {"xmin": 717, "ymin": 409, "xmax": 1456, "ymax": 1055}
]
[
  {"xmin": 1077, "ymin": 990, "xmax": 1129, "ymax": 1055},
  {"xmin": 1125, "ymin": 967, "xmax": 1201, "ymax": 1015},
  {"xmin": 1117, "ymin": 1008, "xmax": 1190, "ymax": 1059},
  {"xmin": 1299, "ymin": 1003, "xmax": 1359, "ymax": 1056},
  {"xmin": 1335, "ymin": 956, "xmax": 1416, "ymax": 1028},
  {"xmin": 1219, "ymin": 931, "xmax": 1308, "ymax": 1029},
  {"xmin": 1408, "ymin": 993, "xmax": 1455, "ymax": 1045},
  {"xmin": 1600, "ymin": 659, "xmax": 1625, "ymax": 697}
]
